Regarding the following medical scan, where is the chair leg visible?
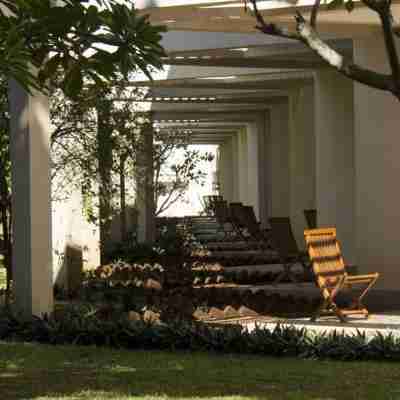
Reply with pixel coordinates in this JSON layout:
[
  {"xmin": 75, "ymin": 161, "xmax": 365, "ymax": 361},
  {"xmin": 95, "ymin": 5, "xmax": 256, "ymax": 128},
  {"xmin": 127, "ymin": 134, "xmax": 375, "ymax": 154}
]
[
  {"xmin": 332, "ymin": 304, "xmax": 348, "ymax": 323},
  {"xmin": 310, "ymin": 298, "xmax": 328, "ymax": 322}
]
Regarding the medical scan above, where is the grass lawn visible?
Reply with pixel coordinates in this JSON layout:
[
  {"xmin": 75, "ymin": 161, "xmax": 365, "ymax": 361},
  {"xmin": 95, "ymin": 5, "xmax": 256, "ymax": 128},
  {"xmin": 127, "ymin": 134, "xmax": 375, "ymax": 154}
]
[{"xmin": 1, "ymin": 342, "xmax": 400, "ymax": 400}]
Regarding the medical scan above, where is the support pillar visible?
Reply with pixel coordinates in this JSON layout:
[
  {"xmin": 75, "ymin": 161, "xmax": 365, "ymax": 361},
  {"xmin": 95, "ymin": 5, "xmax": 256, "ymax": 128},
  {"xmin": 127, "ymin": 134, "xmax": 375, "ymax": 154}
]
[
  {"xmin": 218, "ymin": 140, "xmax": 234, "ymax": 203},
  {"xmin": 268, "ymin": 101, "xmax": 290, "ymax": 219},
  {"xmin": 237, "ymin": 128, "xmax": 248, "ymax": 204},
  {"xmin": 314, "ymin": 70, "xmax": 355, "ymax": 261},
  {"xmin": 137, "ymin": 124, "xmax": 155, "ymax": 243},
  {"xmin": 9, "ymin": 81, "xmax": 53, "ymax": 316},
  {"xmin": 353, "ymin": 36, "xmax": 400, "ymax": 291},
  {"xmin": 289, "ymin": 85, "xmax": 316, "ymax": 247}
]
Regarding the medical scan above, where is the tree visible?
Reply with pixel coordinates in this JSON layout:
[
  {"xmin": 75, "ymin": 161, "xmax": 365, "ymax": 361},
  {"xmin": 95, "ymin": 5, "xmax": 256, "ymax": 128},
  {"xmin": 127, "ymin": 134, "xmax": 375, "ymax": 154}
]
[
  {"xmin": 0, "ymin": 0, "xmax": 166, "ymax": 97},
  {"xmin": 0, "ymin": 0, "xmax": 166, "ymax": 296},
  {"xmin": 152, "ymin": 129, "xmax": 215, "ymax": 216},
  {"xmin": 0, "ymin": 77, "xmax": 11, "ymax": 301},
  {"xmin": 246, "ymin": 0, "xmax": 400, "ymax": 101},
  {"xmin": 50, "ymin": 82, "xmax": 149, "ymax": 262}
]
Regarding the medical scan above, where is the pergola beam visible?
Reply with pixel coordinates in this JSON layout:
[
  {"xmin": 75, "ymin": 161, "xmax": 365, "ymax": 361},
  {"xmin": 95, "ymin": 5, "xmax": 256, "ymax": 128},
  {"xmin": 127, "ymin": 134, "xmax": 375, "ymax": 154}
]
[{"xmin": 163, "ymin": 56, "xmax": 325, "ymax": 69}]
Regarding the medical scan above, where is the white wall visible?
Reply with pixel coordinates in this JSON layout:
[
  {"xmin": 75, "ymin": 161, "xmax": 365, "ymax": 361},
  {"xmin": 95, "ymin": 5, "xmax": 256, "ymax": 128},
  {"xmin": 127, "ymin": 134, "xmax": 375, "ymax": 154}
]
[
  {"xmin": 314, "ymin": 70, "xmax": 355, "ymax": 262},
  {"xmin": 52, "ymin": 191, "xmax": 100, "ymax": 287},
  {"xmin": 353, "ymin": 35, "xmax": 400, "ymax": 290}
]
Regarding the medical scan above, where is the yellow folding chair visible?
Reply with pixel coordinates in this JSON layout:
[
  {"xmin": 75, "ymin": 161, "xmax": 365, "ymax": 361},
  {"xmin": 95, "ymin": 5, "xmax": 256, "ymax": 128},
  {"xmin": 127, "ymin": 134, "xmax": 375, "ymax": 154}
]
[{"xmin": 304, "ymin": 228, "xmax": 379, "ymax": 322}]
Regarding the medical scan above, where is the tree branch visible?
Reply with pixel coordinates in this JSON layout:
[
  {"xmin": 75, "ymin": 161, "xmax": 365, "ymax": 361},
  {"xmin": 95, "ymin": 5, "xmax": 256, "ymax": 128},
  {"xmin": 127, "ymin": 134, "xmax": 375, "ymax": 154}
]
[
  {"xmin": 378, "ymin": 3, "xmax": 400, "ymax": 89},
  {"xmin": 246, "ymin": 0, "xmax": 396, "ymax": 94},
  {"xmin": 295, "ymin": 12, "xmax": 394, "ymax": 92},
  {"xmin": 248, "ymin": 0, "xmax": 301, "ymax": 40}
]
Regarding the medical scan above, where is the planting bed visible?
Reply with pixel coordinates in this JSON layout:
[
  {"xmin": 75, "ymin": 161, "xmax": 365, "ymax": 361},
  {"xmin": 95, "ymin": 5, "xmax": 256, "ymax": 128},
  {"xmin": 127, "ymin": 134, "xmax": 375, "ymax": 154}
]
[{"xmin": 73, "ymin": 259, "xmax": 318, "ymax": 324}]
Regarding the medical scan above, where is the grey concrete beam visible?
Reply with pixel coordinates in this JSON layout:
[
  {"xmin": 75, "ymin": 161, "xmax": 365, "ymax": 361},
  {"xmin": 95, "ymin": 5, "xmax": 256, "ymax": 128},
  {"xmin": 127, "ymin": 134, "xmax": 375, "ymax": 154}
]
[
  {"xmin": 163, "ymin": 56, "xmax": 325, "ymax": 69},
  {"xmin": 122, "ymin": 96, "xmax": 286, "ymax": 105},
  {"xmin": 128, "ymin": 73, "xmax": 313, "ymax": 90}
]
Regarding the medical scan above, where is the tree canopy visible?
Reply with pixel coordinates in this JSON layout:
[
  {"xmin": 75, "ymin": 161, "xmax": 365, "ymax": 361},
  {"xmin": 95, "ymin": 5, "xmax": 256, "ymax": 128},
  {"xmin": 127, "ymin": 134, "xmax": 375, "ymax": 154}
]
[{"xmin": 0, "ymin": 0, "xmax": 166, "ymax": 97}]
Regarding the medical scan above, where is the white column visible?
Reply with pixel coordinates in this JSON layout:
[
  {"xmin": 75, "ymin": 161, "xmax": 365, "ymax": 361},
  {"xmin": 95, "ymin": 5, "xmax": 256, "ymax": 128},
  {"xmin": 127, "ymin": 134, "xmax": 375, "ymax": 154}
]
[
  {"xmin": 314, "ymin": 70, "xmax": 355, "ymax": 262},
  {"xmin": 230, "ymin": 134, "xmax": 240, "ymax": 202},
  {"xmin": 269, "ymin": 101, "xmax": 290, "ymax": 219},
  {"xmin": 137, "ymin": 125, "xmax": 155, "ymax": 243},
  {"xmin": 289, "ymin": 85, "xmax": 316, "ymax": 247},
  {"xmin": 247, "ymin": 122, "xmax": 260, "ymax": 219},
  {"xmin": 237, "ymin": 127, "xmax": 248, "ymax": 204},
  {"xmin": 9, "ymin": 81, "xmax": 53, "ymax": 316},
  {"xmin": 218, "ymin": 140, "xmax": 234, "ymax": 202},
  {"xmin": 353, "ymin": 35, "xmax": 400, "ymax": 290}
]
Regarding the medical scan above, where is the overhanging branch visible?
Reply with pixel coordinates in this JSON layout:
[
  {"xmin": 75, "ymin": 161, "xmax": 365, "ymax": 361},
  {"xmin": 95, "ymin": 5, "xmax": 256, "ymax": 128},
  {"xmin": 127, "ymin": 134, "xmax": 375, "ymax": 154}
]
[
  {"xmin": 295, "ymin": 13, "xmax": 393, "ymax": 92},
  {"xmin": 246, "ymin": 0, "xmax": 394, "ymax": 94}
]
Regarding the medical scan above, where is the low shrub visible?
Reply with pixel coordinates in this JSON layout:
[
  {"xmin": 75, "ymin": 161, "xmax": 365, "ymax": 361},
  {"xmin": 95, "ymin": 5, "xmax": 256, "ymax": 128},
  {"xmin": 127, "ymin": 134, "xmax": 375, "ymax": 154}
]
[{"xmin": 1, "ymin": 306, "xmax": 400, "ymax": 361}]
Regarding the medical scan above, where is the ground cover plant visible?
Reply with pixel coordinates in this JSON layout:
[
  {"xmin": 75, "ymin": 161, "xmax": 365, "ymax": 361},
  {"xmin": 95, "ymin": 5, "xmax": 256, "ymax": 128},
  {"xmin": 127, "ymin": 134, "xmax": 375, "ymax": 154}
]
[
  {"xmin": 2, "ymin": 306, "xmax": 400, "ymax": 362},
  {"xmin": 1, "ymin": 341, "xmax": 400, "ymax": 400}
]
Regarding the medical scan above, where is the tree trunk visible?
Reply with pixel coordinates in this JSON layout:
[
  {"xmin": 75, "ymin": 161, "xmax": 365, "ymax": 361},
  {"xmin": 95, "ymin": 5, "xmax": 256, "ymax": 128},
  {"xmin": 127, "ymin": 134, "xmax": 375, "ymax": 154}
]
[
  {"xmin": 0, "ymin": 169, "xmax": 11, "ymax": 306},
  {"xmin": 97, "ymin": 100, "xmax": 113, "ymax": 265},
  {"xmin": 119, "ymin": 155, "xmax": 127, "ymax": 242}
]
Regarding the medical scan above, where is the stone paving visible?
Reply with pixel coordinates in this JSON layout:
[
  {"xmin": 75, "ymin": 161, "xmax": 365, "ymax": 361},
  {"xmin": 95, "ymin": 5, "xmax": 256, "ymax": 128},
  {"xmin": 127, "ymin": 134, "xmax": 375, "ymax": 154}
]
[{"xmin": 228, "ymin": 313, "xmax": 400, "ymax": 339}]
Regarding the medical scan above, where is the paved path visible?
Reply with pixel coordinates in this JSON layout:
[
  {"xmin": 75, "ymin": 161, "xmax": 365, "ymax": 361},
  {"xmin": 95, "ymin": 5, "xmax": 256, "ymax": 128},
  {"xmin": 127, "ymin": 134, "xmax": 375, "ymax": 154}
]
[{"xmin": 236, "ymin": 313, "xmax": 400, "ymax": 338}]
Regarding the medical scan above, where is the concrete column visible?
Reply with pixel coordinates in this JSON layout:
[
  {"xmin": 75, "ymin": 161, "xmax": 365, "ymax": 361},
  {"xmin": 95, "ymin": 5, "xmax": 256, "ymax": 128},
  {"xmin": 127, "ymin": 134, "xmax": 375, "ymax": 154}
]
[
  {"xmin": 289, "ymin": 85, "xmax": 316, "ymax": 248},
  {"xmin": 230, "ymin": 133, "xmax": 240, "ymax": 202},
  {"xmin": 9, "ymin": 81, "xmax": 53, "ymax": 316},
  {"xmin": 137, "ymin": 124, "xmax": 155, "ymax": 243},
  {"xmin": 353, "ymin": 35, "xmax": 400, "ymax": 291},
  {"xmin": 268, "ymin": 102, "xmax": 290, "ymax": 219},
  {"xmin": 314, "ymin": 70, "xmax": 355, "ymax": 262},
  {"xmin": 237, "ymin": 128, "xmax": 248, "ymax": 204},
  {"xmin": 218, "ymin": 140, "xmax": 234, "ymax": 203},
  {"xmin": 247, "ymin": 122, "xmax": 260, "ymax": 219}
]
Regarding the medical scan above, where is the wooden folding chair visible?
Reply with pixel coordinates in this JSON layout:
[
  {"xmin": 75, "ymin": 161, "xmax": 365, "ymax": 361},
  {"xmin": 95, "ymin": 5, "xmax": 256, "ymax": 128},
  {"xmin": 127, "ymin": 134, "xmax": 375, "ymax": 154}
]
[
  {"xmin": 240, "ymin": 206, "xmax": 273, "ymax": 249},
  {"xmin": 214, "ymin": 200, "xmax": 243, "ymax": 240},
  {"xmin": 304, "ymin": 228, "xmax": 379, "ymax": 322},
  {"xmin": 269, "ymin": 217, "xmax": 310, "ymax": 283}
]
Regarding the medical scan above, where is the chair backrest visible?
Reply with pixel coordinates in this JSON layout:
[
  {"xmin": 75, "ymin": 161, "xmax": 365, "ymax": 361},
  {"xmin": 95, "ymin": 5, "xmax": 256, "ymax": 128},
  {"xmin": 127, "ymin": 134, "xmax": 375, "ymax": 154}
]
[
  {"xmin": 229, "ymin": 202, "xmax": 245, "ymax": 227},
  {"xmin": 268, "ymin": 217, "xmax": 299, "ymax": 258},
  {"xmin": 304, "ymin": 209, "xmax": 317, "ymax": 229},
  {"xmin": 304, "ymin": 228, "xmax": 346, "ymax": 287},
  {"xmin": 214, "ymin": 200, "xmax": 231, "ymax": 224},
  {"xmin": 241, "ymin": 206, "xmax": 263, "ymax": 239},
  {"xmin": 202, "ymin": 195, "xmax": 223, "ymax": 215}
]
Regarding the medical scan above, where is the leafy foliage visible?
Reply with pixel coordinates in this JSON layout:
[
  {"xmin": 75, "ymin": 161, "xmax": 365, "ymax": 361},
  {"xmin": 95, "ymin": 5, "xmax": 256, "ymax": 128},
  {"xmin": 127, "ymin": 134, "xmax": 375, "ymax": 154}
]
[
  {"xmin": 0, "ymin": 0, "xmax": 166, "ymax": 97},
  {"xmin": 152, "ymin": 129, "xmax": 215, "ymax": 216},
  {"xmin": 1, "ymin": 306, "xmax": 400, "ymax": 361}
]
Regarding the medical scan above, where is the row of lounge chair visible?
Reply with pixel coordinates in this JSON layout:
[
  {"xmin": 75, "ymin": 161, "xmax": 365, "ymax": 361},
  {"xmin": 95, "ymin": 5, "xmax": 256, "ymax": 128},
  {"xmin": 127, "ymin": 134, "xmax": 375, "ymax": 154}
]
[
  {"xmin": 211, "ymin": 201, "xmax": 312, "ymax": 283},
  {"xmin": 199, "ymin": 200, "xmax": 380, "ymax": 323}
]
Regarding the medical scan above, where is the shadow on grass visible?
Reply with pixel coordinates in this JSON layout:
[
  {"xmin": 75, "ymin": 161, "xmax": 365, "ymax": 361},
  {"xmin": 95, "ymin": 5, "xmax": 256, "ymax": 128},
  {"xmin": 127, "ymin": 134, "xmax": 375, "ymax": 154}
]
[{"xmin": 0, "ymin": 342, "xmax": 400, "ymax": 400}]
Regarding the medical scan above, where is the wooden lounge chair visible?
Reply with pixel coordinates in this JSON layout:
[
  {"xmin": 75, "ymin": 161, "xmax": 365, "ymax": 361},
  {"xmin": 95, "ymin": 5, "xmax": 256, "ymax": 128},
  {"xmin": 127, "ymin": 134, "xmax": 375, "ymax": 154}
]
[
  {"xmin": 269, "ymin": 217, "xmax": 310, "ymax": 283},
  {"xmin": 202, "ymin": 195, "xmax": 223, "ymax": 216},
  {"xmin": 239, "ymin": 206, "xmax": 273, "ymax": 249},
  {"xmin": 304, "ymin": 209, "xmax": 317, "ymax": 229},
  {"xmin": 214, "ymin": 200, "xmax": 243, "ymax": 240},
  {"xmin": 304, "ymin": 228, "xmax": 379, "ymax": 322},
  {"xmin": 228, "ymin": 202, "xmax": 248, "ymax": 239}
]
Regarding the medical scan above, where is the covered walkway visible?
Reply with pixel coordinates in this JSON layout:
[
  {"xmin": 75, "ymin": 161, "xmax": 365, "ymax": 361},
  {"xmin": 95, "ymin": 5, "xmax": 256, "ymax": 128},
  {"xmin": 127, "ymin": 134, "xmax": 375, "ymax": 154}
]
[{"xmin": 10, "ymin": 0, "xmax": 400, "ymax": 314}]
